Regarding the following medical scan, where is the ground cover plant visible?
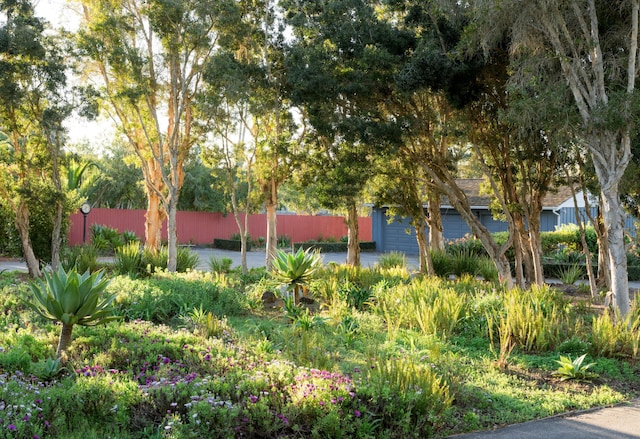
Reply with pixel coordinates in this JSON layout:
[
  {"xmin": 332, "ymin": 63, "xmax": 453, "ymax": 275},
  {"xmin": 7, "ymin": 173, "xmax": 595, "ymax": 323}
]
[{"xmin": 0, "ymin": 258, "xmax": 640, "ymax": 438}]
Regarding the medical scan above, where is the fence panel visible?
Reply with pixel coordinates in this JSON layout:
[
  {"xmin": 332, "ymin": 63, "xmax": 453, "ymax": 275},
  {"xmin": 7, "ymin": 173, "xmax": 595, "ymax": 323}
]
[{"xmin": 68, "ymin": 208, "xmax": 372, "ymax": 246}]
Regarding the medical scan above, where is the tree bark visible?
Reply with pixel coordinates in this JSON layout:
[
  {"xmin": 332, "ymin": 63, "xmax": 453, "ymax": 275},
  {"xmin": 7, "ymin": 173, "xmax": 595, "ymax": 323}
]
[
  {"xmin": 264, "ymin": 178, "xmax": 278, "ymax": 270},
  {"xmin": 56, "ymin": 323, "xmax": 74, "ymax": 360},
  {"xmin": 415, "ymin": 209, "xmax": 435, "ymax": 275},
  {"xmin": 346, "ymin": 199, "xmax": 361, "ymax": 267},
  {"xmin": 427, "ymin": 192, "xmax": 445, "ymax": 251},
  {"xmin": 427, "ymin": 170, "xmax": 513, "ymax": 287},
  {"xmin": 601, "ymin": 183, "xmax": 630, "ymax": 317},
  {"xmin": 166, "ymin": 192, "xmax": 178, "ymax": 272},
  {"xmin": 51, "ymin": 200, "xmax": 63, "ymax": 272},
  {"xmin": 16, "ymin": 201, "xmax": 41, "ymax": 278}
]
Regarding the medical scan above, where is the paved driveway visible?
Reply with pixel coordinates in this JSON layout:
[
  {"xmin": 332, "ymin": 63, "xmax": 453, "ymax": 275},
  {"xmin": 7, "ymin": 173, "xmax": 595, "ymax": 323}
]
[{"xmin": 0, "ymin": 248, "xmax": 420, "ymax": 272}]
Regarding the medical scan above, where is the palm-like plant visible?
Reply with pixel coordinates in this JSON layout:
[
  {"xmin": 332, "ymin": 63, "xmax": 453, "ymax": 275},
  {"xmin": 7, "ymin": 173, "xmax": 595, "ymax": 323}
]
[
  {"xmin": 271, "ymin": 248, "xmax": 321, "ymax": 304},
  {"xmin": 27, "ymin": 266, "xmax": 120, "ymax": 360}
]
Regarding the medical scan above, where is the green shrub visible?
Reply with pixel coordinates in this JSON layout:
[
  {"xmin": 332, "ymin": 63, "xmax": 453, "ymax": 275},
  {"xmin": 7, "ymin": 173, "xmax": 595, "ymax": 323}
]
[
  {"xmin": 499, "ymin": 285, "xmax": 572, "ymax": 352},
  {"xmin": 114, "ymin": 242, "xmax": 145, "ymax": 276},
  {"xmin": 176, "ymin": 246, "xmax": 200, "ymax": 272},
  {"xmin": 62, "ymin": 244, "xmax": 100, "ymax": 273},
  {"xmin": 450, "ymin": 248, "xmax": 480, "ymax": 278},
  {"xmin": 91, "ymin": 224, "xmax": 124, "ymax": 254},
  {"xmin": 376, "ymin": 251, "xmax": 406, "ymax": 270},
  {"xmin": 361, "ymin": 356, "xmax": 453, "ymax": 436},
  {"xmin": 553, "ymin": 354, "xmax": 598, "ymax": 381},
  {"xmin": 213, "ymin": 238, "xmax": 252, "ymax": 251},
  {"xmin": 27, "ymin": 266, "xmax": 120, "ymax": 359},
  {"xmin": 430, "ymin": 249, "xmax": 451, "ymax": 277},
  {"xmin": 446, "ymin": 235, "xmax": 487, "ymax": 257},
  {"xmin": 559, "ymin": 264, "xmax": 584, "ymax": 284},
  {"xmin": 294, "ymin": 241, "xmax": 376, "ymax": 252},
  {"xmin": 476, "ymin": 257, "xmax": 498, "ymax": 282},
  {"xmin": 208, "ymin": 256, "xmax": 233, "ymax": 273},
  {"xmin": 110, "ymin": 272, "xmax": 253, "ymax": 324},
  {"xmin": 0, "ymin": 346, "xmax": 32, "ymax": 373}
]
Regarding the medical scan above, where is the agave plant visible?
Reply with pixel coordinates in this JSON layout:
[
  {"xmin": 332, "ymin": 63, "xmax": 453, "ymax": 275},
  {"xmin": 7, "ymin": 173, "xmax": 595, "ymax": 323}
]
[
  {"xmin": 27, "ymin": 266, "xmax": 121, "ymax": 360},
  {"xmin": 271, "ymin": 248, "xmax": 321, "ymax": 304}
]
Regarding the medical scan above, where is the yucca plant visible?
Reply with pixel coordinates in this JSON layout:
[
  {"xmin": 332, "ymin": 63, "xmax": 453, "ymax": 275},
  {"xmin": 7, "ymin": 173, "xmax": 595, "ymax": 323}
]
[
  {"xmin": 26, "ymin": 267, "xmax": 121, "ymax": 360},
  {"xmin": 271, "ymin": 248, "xmax": 321, "ymax": 304}
]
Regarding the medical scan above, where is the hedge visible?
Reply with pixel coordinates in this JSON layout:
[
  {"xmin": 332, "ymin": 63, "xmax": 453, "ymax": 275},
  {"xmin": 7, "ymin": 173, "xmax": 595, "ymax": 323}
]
[
  {"xmin": 293, "ymin": 241, "xmax": 376, "ymax": 252},
  {"xmin": 213, "ymin": 238, "xmax": 252, "ymax": 251}
]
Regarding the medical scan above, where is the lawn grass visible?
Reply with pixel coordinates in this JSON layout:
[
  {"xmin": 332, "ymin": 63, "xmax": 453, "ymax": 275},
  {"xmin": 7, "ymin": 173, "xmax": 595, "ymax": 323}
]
[{"xmin": 0, "ymin": 267, "xmax": 639, "ymax": 438}]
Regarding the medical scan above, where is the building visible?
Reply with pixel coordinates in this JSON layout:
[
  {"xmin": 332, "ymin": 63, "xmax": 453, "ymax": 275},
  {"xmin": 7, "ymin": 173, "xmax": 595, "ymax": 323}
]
[{"xmin": 371, "ymin": 179, "xmax": 637, "ymax": 255}]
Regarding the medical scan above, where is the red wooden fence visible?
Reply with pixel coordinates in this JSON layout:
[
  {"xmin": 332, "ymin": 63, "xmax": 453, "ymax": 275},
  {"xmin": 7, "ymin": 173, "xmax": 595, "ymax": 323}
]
[{"xmin": 68, "ymin": 208, "xmax": 372, "ymax": 246}]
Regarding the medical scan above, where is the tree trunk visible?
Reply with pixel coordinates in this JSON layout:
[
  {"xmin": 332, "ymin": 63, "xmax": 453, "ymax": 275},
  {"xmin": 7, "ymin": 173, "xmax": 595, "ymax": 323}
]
[
  {"xmin": 265, "ymin": 178, "xmax": 278, "ymax": 271},
  {"xmin": 56, "ymin": 323, "xmax": 74, "ymax": 360},
  {"xmin": 144, "ymin": 160, "xmax": 165, "ymax": 251},
  {"xmin": 51, "ymin": 200, "xmax": 64, "ymax": 272},
  {"xmin": 525, "ymin": 212, "xmax": 545, "ymax": 286},
  {"xmin": 16, "ymin": 201, "xmax": 41, "ymax": 278},
  {"xmin": 601, "ymin": 186, "xmax": 630, "ymax": 317},
  {"xmin": 166, "ymin": 192, "xmax": 178, "ymax": 272},
  {"xmin": 427, "ymin": 193, "xmax": 445, "ymax": 251},
  {"xmin": 145, "ymin": 190, "xmax": 164, "ymax": 251},
  {"xmin": 595, "ymin": 205, "xmax": 611, "ymax": 290},
  {"xmin": 346, "ymin": 199, "xmax": 360, "ymax": 267},
  {"xmin": 511, "ymin": 220, "xmax": 526, "ymax": 289},
  {"xmin": 428, "ymin": 171, "xmax": 513, "ymax": 287},
  {"xmin": 415, "ymin": 210, "xmax": 434, "ymax": 275}
]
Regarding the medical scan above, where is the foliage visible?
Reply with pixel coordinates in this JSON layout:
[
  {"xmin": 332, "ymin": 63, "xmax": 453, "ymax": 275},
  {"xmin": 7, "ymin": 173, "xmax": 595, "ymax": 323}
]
[
  {"xmin": 90, "ymin": 224, "xmax": 124, "ymax": 255},
  {"xmin": 109, "ymin": 272, "xmax": 254, "ymax": 324},
  {"xmin": 376, "ymin": 251, "xmax": 407, "ymax": 270},
  {"xmin": 271, "ymin": 248, "xmax": 321, "ymax": 302},
  {"xmin": 553, "ymin": 354, "xmax": 598, "ymax": 381},
  {"xmin": 62, "ymin": 244, "xmax": 100, "ymax": 273},
  {"xmin": 113, "ymin": 242, "xmax": 145, "ymax": 277},
  {"xmin": 496, "ymin": 285, "xmax": 573, "ymax": 352},
  {"xmin": 114, "ymin": 245, "xmax": 200, "ymax": 277},
  {"xmin": 1, "ymin": 263, "xmax": 640, "ymax": 437},
  {"xmin": 26, "ymin": 266, "xmax": 120, "ymax": 357},
  {"xmin": 559, "ymin": 264, "xmax": 584, "ymax": 285},
  {"xmin": 208, "ymin": 256, "xmax": 233, "ymax": 274}
]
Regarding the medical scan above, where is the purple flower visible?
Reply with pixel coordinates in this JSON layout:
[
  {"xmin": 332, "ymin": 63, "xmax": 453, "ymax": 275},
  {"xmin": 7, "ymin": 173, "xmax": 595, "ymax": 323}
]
[
  {"xmin": 7, "ymin": 424, "xmax": 17, "ymax": 431},
  {"xmin": 355, "ymin": 409, "xmax": 361, "ymax": 418},
  {"xmin": 249, "ymin": 395, "xmax": 258, "ymax": 403},
  {"xmin": 44, "ymin": 420, "xmax": 50, "ymax": 428}
]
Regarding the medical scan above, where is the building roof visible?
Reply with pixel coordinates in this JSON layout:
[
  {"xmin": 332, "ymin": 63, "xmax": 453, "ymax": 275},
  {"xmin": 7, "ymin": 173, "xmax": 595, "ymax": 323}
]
[{"xmin": 440, "ymin": 179, "xmax": 575, "ymax": 209}]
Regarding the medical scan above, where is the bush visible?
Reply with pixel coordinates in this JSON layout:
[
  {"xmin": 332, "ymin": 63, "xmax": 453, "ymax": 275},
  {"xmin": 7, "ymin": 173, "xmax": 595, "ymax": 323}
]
[
  {"xmin": 213, "ymin": 238, "xmax": 252, "ymax": 251},
  {"xmin": 62, "ymin": 244, "xmax": 100, "ymax": 273},
  {"xmin": 91, "ymin": 224, "xmax": 124, "ymax": 254},
  {"xmin": 375, "ymin": 251, "xmax": 406, "ymax": 269},
  {"xmin": 293, "ymin": 241, "xmax": 376, "ymax": 252}
]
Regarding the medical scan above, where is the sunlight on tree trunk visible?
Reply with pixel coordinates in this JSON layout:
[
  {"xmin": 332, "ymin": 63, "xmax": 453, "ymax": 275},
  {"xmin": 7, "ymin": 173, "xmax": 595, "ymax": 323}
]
[
  {"xmin": 346, "ymin": 200, "xmax": 360, "ymax": 267},
  {"xmin": 16, "ymin": 201, "xmax": 41, "ymax": 278}
]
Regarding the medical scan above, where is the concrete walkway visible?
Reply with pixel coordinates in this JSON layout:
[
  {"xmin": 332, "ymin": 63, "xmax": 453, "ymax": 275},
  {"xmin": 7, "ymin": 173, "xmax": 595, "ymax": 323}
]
[{"xmin": 448, "ymin": 399, "xmax": 640, "ymax": 438}]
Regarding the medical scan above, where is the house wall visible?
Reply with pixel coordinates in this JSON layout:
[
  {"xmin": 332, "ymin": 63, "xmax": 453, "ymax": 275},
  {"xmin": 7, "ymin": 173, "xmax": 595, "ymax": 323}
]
[
  {"xmin": 69, "ymin": 208, "xmax": 372, "ymax": 246},
  {"xmin": 557, "ymin": 207, "xmax": 637, "ymax": 236},
  {"xmin": 372, "ymin": 207, "xmax": 562, "ymax": 255}
]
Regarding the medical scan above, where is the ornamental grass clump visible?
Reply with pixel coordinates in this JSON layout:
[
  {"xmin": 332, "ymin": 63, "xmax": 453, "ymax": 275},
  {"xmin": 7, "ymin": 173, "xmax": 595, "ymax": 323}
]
[{"xmin": 26, "ymin": 266, "xmax": 120, "ymax": 359}]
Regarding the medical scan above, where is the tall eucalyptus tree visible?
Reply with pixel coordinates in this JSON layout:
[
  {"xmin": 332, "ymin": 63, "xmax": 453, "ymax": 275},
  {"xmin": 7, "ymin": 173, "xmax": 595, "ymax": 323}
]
[
  {"xmin": 77, "ymin": 0, "xmax": 239, "ymax": 271},
  {"xmin": 0, "ymin": 0, "xmax": 71, "ymax": 276},
  {"xmin": 472, "ymin": 0, "xmax": 639, "ymax": 317}
]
